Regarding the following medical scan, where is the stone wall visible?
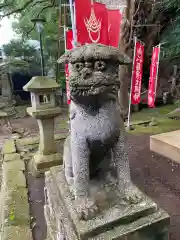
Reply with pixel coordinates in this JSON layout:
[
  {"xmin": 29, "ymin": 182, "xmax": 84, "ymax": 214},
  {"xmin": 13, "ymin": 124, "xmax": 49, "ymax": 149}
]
[
  {"xmin": 0, "ymin": 139, "xmax": 32, "ymax": 240},
  {"xmin": 0, "ymin": 132, "xmax": 68, "ymax": 240}
]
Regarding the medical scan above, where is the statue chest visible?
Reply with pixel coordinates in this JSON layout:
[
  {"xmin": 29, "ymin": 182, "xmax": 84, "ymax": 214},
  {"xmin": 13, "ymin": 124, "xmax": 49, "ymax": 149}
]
[{"xmin": 71, "ymin": 106, "xmax": 121, "ymax": 143}]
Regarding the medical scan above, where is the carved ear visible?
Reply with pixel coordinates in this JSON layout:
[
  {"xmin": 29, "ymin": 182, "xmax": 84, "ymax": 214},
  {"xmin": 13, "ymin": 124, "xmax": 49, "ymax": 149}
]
[{"xmin": 57, "ymin": 51, "xmax": 70, "ymax": 64}]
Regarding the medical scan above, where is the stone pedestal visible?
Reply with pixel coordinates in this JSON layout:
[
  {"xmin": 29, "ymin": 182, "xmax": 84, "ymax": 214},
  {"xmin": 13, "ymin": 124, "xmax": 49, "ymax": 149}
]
[
  {"xmin": 38, "ymin": 118, "xmax": 56, "ymax": 154},
  {"xmin": 150, "ymin": 130, "xmax": 180, "ymax": 164},
  {"xmin": 23, "ymin": 76, "xmax": 62, "ymax": 177},
  {"xmin": 44, "ymin": 166, "xmax": 170, "ymax": 240}
]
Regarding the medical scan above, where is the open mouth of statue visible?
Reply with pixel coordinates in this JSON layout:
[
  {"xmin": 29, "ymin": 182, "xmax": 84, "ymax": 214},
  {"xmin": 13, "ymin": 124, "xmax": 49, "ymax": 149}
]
[
  {"xmin": 70, "ymin": 84, "xmax": 118, "ymax": 96},
  {"xmin": 71, "ymin": 83, "xmax": 116, "ymax": 90}
]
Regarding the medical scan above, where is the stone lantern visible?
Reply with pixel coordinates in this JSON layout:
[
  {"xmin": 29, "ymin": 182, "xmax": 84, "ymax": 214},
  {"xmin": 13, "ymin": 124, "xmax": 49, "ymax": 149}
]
[{"xmin": 23, "ymin": 76, "xmax": 62, "ymax": 176}]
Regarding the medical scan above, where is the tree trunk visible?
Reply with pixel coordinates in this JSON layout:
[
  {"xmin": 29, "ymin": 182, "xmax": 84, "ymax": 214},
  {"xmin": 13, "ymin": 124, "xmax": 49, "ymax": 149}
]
[{"xmin": 118, "ymin": 0, "xmax": 134, "ymax": 119}]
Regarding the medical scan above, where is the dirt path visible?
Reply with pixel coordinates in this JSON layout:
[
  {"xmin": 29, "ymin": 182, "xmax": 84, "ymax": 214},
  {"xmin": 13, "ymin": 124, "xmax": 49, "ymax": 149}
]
[
  {"xmin": 25, "ymin": 134, "xmax": 180, "ymax": 240},
  {"xmin": 128, "ymin": 135, "xmax": 180, "ymax": 240}
]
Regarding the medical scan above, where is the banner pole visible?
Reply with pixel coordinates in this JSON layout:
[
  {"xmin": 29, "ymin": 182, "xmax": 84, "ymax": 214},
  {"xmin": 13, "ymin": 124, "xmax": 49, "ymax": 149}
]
[
  {"xmin": 64, "ymin": 27, "xmax": 67, "ymax": 51},
  {"xmin": 154, "ymin": 44, "xmax": 161, "ymax": 100},
  {"xmin": 73, "ymin": 1, "xmax": 77, "ymax": 44},
  {"xmin": 127, "ymin": 36, "xmax": 137, "ymax": 129},
  {"xmin": 69, "ymin": 0, "xmax": 76, "ymax": 47}
]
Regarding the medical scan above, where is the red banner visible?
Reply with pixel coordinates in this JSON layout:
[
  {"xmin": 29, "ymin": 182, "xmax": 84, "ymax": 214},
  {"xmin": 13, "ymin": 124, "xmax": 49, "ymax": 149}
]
[
  {"xmin": 65, "ymin": 29, "xmax": 73, "ymax": 105},
  {"xmin": 75, "ymin": 0, "xmax": 109, "ymax": 45},
  {"xmin": 66, "ymin": 29, "xmax": 73, "ymax": 50},
  {"xmin": 148, "ymin": 46, "xmax": 160, "ymax": 108},
  {"xmin": 131, "ymin": 41, "xmax": 144, "ymax": 105},
  {"xmin": 107, "ymin": 9, "xmax": 122, "ymax": 47}
]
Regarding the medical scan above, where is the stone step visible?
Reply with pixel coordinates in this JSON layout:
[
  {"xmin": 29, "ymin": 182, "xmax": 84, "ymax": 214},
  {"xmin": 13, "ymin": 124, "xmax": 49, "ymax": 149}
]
[
  {"xmin": 150, "ymin": 130, "xmax": 180, "ymax": 164},
  {"xmin": 89, "ymin": 209, "xmax": 169, "ymax": 240},
  {"xmin": 3, "ymin": 226, "xmax": 32, "ymax": 240}
]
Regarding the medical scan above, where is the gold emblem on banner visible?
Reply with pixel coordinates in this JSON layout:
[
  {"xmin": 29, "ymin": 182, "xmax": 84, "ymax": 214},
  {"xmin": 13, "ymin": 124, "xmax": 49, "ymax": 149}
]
[{"xmin": 84, "ymin": 7, "xmax": 102, "ymax": 43}]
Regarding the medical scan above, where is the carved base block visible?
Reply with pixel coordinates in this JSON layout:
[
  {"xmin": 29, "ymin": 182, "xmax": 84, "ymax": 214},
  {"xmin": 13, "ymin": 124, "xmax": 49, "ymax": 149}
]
[
  {"xmin": 29, "ymin": 153, "xmax": 63, "ymax": 177},
  {"xmin": 44, "ymin": 166, "xmax": 170, "ymax": 240}
]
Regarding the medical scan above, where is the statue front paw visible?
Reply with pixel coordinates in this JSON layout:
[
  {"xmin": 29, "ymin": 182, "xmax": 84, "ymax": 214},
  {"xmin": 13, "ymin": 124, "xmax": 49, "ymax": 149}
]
[
  {"xmin": 75, "ymin": 197, "xmax": 99, "ymax": 220},
  {"xmin": 123, "ymin": 185, "xmax": 142, "ymax": 204}
]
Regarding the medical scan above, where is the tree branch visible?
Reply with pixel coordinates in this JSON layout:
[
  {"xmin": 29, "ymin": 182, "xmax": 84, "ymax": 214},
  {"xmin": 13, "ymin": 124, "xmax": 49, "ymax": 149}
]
[
  {"xmin": 0, "ymin": 3, "xmax": 9, "ymax": 10},
  {"xmin": 26, "ymin": 0, "xmax": 56, "ymax": 36},
  {"xmin": 0, "ymin": 0, "xmax": 33, "ymax": 18},
  {"xmin": 31, "ymin": 0, "xmax": 47, "ymax": 9},
  {"xmin": 0, "ymin": 0, "xmax": 14, "ymax": 10},
  {"xmin": 36, "ymin": 0, "xmax": 55, "ymax": 18},
  {"xmin": 26, "ymin": 24, "xmax": 35, "ymax": 36}
]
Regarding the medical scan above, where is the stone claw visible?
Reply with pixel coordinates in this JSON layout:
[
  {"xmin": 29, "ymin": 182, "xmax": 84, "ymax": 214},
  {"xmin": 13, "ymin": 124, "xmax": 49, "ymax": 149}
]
[
  {"xmin": 76, "ymin": 197, "xmax": 99, "ymax": 221},
  {"xmin": 123, "ymin": 186, "xmax": 142, "ymax": 204}
]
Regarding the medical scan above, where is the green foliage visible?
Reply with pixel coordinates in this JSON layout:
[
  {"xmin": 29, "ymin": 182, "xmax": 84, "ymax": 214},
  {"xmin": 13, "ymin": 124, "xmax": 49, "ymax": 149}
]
[
  {"xmin": 12, "ymin": 6, "xmax": 60, "ymax": 60},
  {"xmin": 57, "ymin": 71, "xmax": 66, "ymax": 90},
  {"xmin": 159, "ymin": 0, "xmax": 180, "ymax": 61},
  {"xmin": 2, "ymin": 39, "xmax": 42, "ymax": 73},
  {"xmin": 0, "ymin": 0, "xmax": 71, "ymax": 75},
  {"xmin": 130, "ymin": 105, "xmax": 179, "ymax": 135},
  {"xmin": 0, "ymin": 59, "xmax": 30, "ymax": 74},
  {"xmin": 2, "ymin": 39, "xmax": 38, "ymax": 59}
]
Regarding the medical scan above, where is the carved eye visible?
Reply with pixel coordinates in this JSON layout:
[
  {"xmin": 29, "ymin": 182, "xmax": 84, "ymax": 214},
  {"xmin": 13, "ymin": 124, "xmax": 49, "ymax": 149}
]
[
  {"xmin": 85, "ymin": 62, "xmax": 93, "ymax": 68},
  {"xmin": 94, "ymin": 61, "xmax": 106, "ymax": 71},
  {"xmin": 74, "ymin": 62, "xmax": 84, "ymax": 71}
]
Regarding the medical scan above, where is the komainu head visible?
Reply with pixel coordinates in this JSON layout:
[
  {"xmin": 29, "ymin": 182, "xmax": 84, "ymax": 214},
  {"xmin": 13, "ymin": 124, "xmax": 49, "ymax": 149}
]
[{"xmin": 58, "ymin": 44, "xmax": 131, "ymax": 98}]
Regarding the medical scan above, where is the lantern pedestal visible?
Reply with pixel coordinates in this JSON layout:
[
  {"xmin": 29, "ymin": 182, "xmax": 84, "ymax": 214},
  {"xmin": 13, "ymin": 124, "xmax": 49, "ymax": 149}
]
[{"xmin": 23, "ymin": 76, "xmax": 62, "ymax": 177}]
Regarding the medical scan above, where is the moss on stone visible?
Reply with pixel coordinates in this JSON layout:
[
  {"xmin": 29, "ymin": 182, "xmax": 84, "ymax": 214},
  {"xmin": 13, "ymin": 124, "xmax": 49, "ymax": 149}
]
[
  {"xmin": 129, "ymin": 117, "xmax": 180, "ymax": 135},
  {"xmin": 3, "ymin": 157, "xmax": 25, "ymax": 172},
  {"xmin": 3, "ymin": 153, "xmax": 21, "ymax": 162},
  {"xmin": 0, "ymin": 150, "xmax": 32, "ymax": 240},
  {"xmin": 4, "ymin": 187, "xmax": 29, "ymax": 226},
  {"xmin": 16, "ymin": 133, "xmax": 67, "ymax": 147},
  {"xmin": 3, "ymin": 226, "xmax": 32, "ymax": 240},
  {"xmin": 4, "ymin": 169, "xmax": 26, "ymax": 188},
  {"xmin": 2, "ymin": 140, "xmax": 16, "ymax": 154},
  {"xmin": 55, "ymin": 133, "xmax": 68, "ymax": 141},
  {"xmin": 127, "ymin": 104, "xmax": 180, "ymax": 135},
  {"xmin": 26, "ymin": 107, "xmax": 61, "ymax": 118},
  {"xmin": 23, "ymin": 76, "xmax": 59, "ymax": 92}
]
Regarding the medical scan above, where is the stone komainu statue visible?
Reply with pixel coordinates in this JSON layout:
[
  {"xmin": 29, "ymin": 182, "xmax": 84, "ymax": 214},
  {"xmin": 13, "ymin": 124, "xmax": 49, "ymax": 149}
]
[{"xmin": 58, "ymin": 44, "xmax": 141, "ymax": 221}]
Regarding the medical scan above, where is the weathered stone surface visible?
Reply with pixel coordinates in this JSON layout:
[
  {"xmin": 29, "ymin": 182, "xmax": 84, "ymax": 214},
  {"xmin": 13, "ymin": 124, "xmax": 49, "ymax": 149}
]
[
  {"xmin": 23, "ymin": 76, "xmax": 63, "ymax": 176},
  {"xmin": 89, "ymin": 209, "xmax": 169, "ymax": 239},
  {"xmin": 0, "ymin": 169, "xmax": 6, "ymax": 231},
  {"xmin": 3, "ymin": 226, "xmax": 32, "ymax": 240},
  {"xmin": 2, "ymin": 140, "xmax": 16, "ymax": 154},
  {"xmin": 3, "ymin": 157, "xmax": 25, "ymax": 171},
  {"xmin": 150, "ymin": 130, "xmax": 180, "ymax": 164},
  {"xmin": 29, "ymin": 152, "xmax": 63, "ymax": 177},
  {"xmin": 0, "ymin": 150, "xmax": 32, "ymax": 240},
  {"xmin": 37, "ymin": 118, "xmax": 57, "ymax": 155},
  {"xmin": 4, "ymin": 187, "xmax": 29, "ymax": 226},
  {"xmin": 26, "ymin": 107, "xmax": 61, "ymax": 119},
  {"xmin": 33, "ymin": 153, "xmax": 63, "ymax": 169},
  {"xmin": 23, "ymin": 76, "xmax": 60, "ymax": 92},
  {"xmin": 4, "ymin": 153, "xmax": 20, "ymax": 162},
  {"xmin": 16, "ymin": 133, "xmax": 68, "ymax": 147},
  {"xmin": 3, "ymin": 167, "xmax": 26, "ymax": 188},
  {"xmin": 44, "ymin": 166, "xmax": 170, "ymax": 240},
  {"xmin": 61, "ymin": 44, "xmax": 142, "ymax": 221}
]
